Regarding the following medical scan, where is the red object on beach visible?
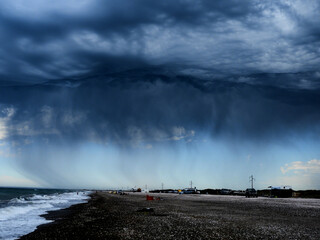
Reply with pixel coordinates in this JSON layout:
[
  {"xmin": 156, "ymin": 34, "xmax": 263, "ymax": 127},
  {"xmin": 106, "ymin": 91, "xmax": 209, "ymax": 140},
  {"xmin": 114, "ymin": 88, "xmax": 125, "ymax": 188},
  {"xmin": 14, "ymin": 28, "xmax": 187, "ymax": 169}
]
[{"xmin": 146, "ymin": 195, "xmax": 154, "ymax": 201}]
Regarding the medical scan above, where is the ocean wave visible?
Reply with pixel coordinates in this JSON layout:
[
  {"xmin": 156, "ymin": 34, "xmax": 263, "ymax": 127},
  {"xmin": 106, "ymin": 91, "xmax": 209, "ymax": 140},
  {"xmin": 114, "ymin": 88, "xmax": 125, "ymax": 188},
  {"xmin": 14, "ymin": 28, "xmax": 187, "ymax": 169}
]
[{"xmin": 0, "ymin": 191, "xmax": 90, "ymax": 240}]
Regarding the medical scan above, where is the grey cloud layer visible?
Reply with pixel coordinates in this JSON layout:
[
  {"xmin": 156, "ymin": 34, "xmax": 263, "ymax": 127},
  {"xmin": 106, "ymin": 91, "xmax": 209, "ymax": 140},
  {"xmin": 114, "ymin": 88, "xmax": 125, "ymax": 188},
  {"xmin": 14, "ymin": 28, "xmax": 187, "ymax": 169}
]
[
  {"xmin": 0, "ymin": 0, "xmax": 319, "ymax": 82},
  {"xmin": 0, "ymin": 0, "xmax": 319, "ymax": 146},
  {"xmin": 1, "ymin": 71, "xmax": 320, "ymax": 147}
]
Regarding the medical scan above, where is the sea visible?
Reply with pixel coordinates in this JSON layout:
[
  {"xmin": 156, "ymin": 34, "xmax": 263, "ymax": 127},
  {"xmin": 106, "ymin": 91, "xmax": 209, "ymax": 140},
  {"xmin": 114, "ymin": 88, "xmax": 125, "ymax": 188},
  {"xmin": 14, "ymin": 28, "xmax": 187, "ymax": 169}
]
[{"xmin": 0, "ymin": 187, "xmax": 91, "ymax": 240}]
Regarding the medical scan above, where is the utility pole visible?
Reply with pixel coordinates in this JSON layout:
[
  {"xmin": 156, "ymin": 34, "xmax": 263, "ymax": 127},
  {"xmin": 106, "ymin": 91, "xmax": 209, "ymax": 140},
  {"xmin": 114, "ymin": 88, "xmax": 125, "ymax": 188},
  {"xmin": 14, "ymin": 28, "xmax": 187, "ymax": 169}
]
[{"xmin": 249, "ymin": 175, "xmax": 255, "ymax": 189}]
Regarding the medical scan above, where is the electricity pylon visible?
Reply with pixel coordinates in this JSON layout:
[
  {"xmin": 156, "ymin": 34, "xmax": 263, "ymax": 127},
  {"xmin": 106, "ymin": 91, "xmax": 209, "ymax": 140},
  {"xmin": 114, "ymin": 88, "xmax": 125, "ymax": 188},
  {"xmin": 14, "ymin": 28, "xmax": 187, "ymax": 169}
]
[{"xmin": 249, "ymin": 175, "xmax": 255, "ymax": 188}]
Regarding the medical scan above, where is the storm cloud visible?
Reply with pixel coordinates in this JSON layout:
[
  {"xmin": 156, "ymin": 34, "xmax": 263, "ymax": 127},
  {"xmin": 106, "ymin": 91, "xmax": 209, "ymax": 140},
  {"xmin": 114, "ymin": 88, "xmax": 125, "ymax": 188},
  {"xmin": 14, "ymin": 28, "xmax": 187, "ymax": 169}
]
[
  {"xmin": 0, "ymin": 1, "xmax": 320, "ymax": 188},
  {"xmin": 0, "ymin": 0, "xmax": 319, "ymax": 146},
  {"xmin": 0, "ymin": 0, "xmax": 319, "ymax": 82},
  {"xmin": 1, "ymin": 70, "xmax": 320, "ymax": 148}
]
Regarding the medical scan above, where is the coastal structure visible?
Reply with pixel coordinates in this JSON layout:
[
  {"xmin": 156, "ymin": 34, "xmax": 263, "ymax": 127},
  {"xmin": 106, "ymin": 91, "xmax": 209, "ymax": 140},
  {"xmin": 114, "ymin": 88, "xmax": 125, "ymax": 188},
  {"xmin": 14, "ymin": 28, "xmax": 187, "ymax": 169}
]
[{"xmin": 269, "ymin": 186, "xmax": 293, "ymax": 198}]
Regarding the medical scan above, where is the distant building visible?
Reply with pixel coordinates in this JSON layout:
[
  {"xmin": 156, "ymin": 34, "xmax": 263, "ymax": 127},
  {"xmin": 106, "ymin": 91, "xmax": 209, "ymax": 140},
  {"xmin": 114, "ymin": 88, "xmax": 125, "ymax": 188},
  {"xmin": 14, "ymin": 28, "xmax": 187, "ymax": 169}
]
[
  {"xmin": 182, "ymin": 187, "xmax": 198, "ymax": 194},
  {"xmin": 220, "ymin": 189, "xmax": 233, "ymax": 195},
  {"xmin": 269, "ymin": 186, "xmax": 293, "ymax": 198}
]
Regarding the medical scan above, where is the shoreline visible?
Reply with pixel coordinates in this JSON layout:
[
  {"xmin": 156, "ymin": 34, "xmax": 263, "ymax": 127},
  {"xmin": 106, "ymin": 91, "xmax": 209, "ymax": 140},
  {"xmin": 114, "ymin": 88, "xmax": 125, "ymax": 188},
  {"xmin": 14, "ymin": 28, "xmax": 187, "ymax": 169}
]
[
  {"xmin": 19, "ymin": 193, "xmax": 95, "ymax": 240},
  {"xmin": 19, "ymin": 192, "xmax": 320, "ymax": 239}
]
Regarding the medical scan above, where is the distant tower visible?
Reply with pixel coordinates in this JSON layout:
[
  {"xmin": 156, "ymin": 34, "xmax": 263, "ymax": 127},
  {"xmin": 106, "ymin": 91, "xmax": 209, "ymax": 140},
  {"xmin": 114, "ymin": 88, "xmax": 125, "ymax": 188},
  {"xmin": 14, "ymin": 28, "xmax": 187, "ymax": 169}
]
[
  {"xmin": 190, "ymin": 180, "xmax": 193, "ymax": 189},
  {"xmin": 249, "ymin": 175, "xmax": 255, "ymax": 188},
  {"xmin": 161, "ymin": 183, "xmax": 164, "ymax": 190}
]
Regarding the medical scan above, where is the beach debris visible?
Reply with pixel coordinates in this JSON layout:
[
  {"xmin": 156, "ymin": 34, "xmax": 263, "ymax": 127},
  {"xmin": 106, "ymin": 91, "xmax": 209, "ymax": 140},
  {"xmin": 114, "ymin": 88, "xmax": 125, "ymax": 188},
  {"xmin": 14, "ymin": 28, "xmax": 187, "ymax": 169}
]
[
  {"xmin": 136, "ymin": 207, "xmax": 154, "ymax": 213},
  {"xmin": 146, "ymin": 195, "xmax": 154, "ymax": 201},
  {"xmin": 146, "ymin": 195, "xmax": 163, "ymax": 201}
]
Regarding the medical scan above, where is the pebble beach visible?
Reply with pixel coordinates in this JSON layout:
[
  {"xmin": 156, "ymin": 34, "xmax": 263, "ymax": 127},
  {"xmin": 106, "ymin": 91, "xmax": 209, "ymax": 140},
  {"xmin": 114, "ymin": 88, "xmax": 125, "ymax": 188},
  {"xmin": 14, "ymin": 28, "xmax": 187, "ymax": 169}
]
[{"xmin": 20, "ymin": 192, "xmax": 320, "ymax": 239}]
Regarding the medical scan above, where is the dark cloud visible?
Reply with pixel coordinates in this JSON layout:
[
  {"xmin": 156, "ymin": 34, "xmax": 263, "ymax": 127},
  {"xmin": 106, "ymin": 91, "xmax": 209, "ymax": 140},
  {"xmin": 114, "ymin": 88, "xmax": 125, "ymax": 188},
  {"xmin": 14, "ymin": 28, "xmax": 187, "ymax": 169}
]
[
  {"xmin": 1, "ymin": 70, "xmax": 320, "ymax": 149},
  {"xmin": 0, "ymin": 0, "xmax": 319, "ymax": 146},
  {"xmin": 1, "ymin": 1, "xmax": 320, "ymax": 189},
  {"xmin": 0, "ymin": 0, "xmax": 319, "ymax": 82}
]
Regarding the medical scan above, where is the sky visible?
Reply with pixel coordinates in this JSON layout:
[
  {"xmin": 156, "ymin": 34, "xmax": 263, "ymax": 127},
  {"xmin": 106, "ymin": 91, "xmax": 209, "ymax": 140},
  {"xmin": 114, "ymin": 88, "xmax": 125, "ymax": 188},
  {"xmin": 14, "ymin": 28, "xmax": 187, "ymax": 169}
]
[{"xmin": 0, "ymin": 0, "xmax": 320, "ymax": 190}]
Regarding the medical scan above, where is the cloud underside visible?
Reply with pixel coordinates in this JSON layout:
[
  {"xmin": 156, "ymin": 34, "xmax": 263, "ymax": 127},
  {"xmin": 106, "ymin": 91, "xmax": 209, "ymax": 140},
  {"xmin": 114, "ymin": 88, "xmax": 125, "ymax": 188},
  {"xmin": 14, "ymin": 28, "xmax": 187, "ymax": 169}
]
[
  {"xmin": 0, "ymin": 0, "xmax": 319, "ymax": 82},
  {"xmin": 1, "ymin": 1, "xmax": 320, "ymax": 188},
  {"xmin": 1, "ymin": 72, "xmax": 320, "ymax": 147}
]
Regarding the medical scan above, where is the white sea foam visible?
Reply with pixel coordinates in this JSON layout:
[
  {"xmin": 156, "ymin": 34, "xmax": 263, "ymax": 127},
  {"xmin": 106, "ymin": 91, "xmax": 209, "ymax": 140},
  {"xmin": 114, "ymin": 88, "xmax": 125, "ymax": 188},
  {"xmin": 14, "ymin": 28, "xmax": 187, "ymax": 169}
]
[
  {"xmin": 0, "ymin": 191, "xmax": 91, "ymax": 240},
  {"xmin": 0, "ymin": 203, "xmax": 54, "ymax": 221}
]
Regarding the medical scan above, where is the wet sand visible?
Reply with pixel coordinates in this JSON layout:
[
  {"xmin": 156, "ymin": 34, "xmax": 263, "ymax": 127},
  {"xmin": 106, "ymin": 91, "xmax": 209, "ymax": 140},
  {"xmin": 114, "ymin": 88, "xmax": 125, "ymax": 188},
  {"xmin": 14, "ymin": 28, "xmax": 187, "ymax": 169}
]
[{"xmin": 20, "ymin": 192, "xmax": 320, "ymax": 239}]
